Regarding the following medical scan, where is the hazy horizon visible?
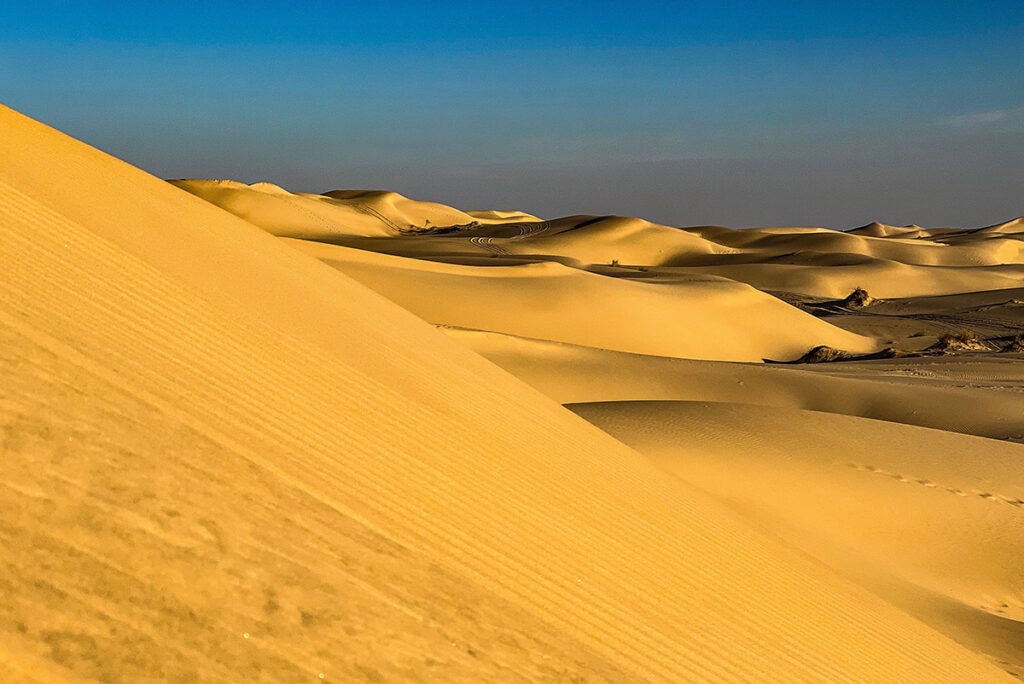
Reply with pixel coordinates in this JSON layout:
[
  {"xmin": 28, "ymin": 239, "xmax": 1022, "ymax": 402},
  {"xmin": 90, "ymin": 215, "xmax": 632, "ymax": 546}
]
[{"xmin": 2, "ymin": 1, "xmax": 1021, "ymax": 227}]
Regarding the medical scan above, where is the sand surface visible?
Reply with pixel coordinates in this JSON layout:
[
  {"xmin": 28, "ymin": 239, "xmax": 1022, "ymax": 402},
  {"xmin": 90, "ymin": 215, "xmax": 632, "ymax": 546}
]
[{"xmin": 2, "ymin": 104, "xmax": 1021, "ymax": 681}]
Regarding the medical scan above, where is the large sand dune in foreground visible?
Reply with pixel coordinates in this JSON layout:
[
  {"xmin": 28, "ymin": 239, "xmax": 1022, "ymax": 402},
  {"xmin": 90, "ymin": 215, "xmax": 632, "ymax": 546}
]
[{"xmin": 2, "ymin": 103, "xmax": 1021, "ymax": 681}]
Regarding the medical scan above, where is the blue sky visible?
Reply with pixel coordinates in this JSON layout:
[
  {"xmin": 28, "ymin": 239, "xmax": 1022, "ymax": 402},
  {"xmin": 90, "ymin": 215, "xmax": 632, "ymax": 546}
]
[{"xmin": 2, "ymin": 1, "xmax": 1022, "ymax": 226}]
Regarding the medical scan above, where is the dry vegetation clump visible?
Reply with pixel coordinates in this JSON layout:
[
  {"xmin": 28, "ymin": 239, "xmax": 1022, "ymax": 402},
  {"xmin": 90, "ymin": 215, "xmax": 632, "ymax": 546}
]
[
  {"xmin": 785, "ymin": 345, "xmax": 900, "ymax": 364},
  {"xmin": 927, "ymin": 329, "xmax": 994, "ymax": 354},
  {"xmin": 841, "ymin": 286, "xmax": 874, "ymax": 309},
  {"xmin": 1001, "ymin": 335, "xmax": 1024, "ymax": 353},
  {"xmin": 793, "ymin": 345, "xmax": 849, "ymax": 363}
]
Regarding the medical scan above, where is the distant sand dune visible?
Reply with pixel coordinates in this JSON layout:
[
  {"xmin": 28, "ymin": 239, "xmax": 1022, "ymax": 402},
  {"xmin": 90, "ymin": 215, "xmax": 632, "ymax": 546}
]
[
  {"xmin": 285, "ymin": 237, "xmax": 876, "ymax": 362},
  {"xmin": 445, "ymin": 327, "xmax": 1024, "ymax": 441},
  {"xmin": 178, "ymin": 178, "xmax": 1024, "ymax": 303},
  {"xmin": 171, "ymin": 179, "xmax": 537, "ymax": 240},
  {"xmin": 847, "ymin": 221, "xmax": 931, "ymax": 238}
]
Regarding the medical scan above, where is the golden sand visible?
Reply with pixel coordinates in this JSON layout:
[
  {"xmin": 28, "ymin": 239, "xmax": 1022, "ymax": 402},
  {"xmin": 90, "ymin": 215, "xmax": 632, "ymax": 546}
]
[{"xmin": 2, "ymin": 104, "xmax": 1021, "ymax": 681}]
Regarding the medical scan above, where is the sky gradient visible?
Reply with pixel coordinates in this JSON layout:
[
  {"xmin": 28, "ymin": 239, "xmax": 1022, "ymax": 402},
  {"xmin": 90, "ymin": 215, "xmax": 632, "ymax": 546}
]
[{"xmin": 2, "ymin": 1, "xmax": 1022, "ymax": 227}]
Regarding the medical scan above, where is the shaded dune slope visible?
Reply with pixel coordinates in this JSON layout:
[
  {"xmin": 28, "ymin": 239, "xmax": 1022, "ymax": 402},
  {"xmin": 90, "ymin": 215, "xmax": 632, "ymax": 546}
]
[{"xmin": 3, "ymin": 106, "xmax": 1009, "ymax": 681}]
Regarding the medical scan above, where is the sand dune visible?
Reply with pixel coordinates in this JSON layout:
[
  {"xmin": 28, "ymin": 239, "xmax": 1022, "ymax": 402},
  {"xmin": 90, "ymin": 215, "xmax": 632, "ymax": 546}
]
[
  {"xmin": 847, "ymin": 221, "xmax": 931, "ymax": 238},
  {"xmin": 687, "ymin": 224, "xmax": 1024, "ymax": 267},
  {"xmin": 446, "ymin": 327, "xmax": 1024, "ymax": 441},
  {"xmin": 182, "ymin": 179, "xmax": 1024, "ymax": 307},
  {"xmin": 170, "ymin": 147, "xmax": 1024, "ymax": 679},
  {"xmin": 671, "ymin": 222, "xmax": 1024, "ymax": 297},
  {"xmin": 8, "ymin": 104, "xmax": 1017, "ymax": 681},
  {"xmin": 571, "ymin": 401, "xmax": 1024, "ymax": 675},
  {"xmin": 283, "ymin": 237, "xmax": 875, "ymax": 362},
  {"xmin": 464, "ymin": 214, "xmax": 727, "ymax": 266},
  {"xmin": 981, "ymin": 218, "xmax": 1024, "ymax": 234},
  {"xmin": 663, "ymin": 261, "xmax": 1024, "ymax": 299},
  {"xmin": 170, "ymin": 179, "xmax": 534, "ymax": 241}
]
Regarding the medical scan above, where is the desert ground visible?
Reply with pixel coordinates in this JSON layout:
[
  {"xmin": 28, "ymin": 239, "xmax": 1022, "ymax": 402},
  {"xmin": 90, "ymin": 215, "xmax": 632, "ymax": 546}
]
[{"xmin": 2, "ymin": 103, "xmax": 1022, "ymax": 681}]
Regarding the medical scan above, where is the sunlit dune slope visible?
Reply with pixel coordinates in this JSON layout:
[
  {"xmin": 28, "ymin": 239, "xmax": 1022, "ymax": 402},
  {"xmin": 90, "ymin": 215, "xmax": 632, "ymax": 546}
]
[
  {"xmin": 171, "ymin": 179, "xmax": 725, "ymax": 264},
  {"xmin": 4, "ymin": 105, "xmax": 1009, "ymax": 680},
  {"xmin": 456, "ymin": 214, "xmax": 728, "ymax": 266},
  {"xmin": 689, "ymin": 223, "xmax": 1024, "ymax": 267},
  {"xmin": 571, "ymin": 401, "xmax": 1024, "ymax": 675},
  {"xmin": 285, "ymin": 237, "xmax": 876, "ymax": 362},
  {"xmin": 982, "ymin": 217, "xmax": 1024, "ymax": 234},
  {"xmin": 673, "ymin": 223, "xmax": 1024, "ymax": 297},
  {"xmin": 465, "ymin": 208, "xmax": 542, "ymax": 222},
  {"xmin": 667, "ymin": 260, "xmax": 1024, "ymax": 299},
  {"xmin": 180, "ymin": 179, "xmax": 1024, "ymax": 301},
  {"xmin": 170, "ymin": 179, "xmax": 534, "ymax": 240},
  {"xmin": 934, "ymin": 217, "xmax": 1024, "ymax": 239},
  {"xmin": 847, "ymin": 221, "xmax": 931, "ymax": 238}
]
